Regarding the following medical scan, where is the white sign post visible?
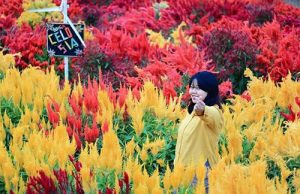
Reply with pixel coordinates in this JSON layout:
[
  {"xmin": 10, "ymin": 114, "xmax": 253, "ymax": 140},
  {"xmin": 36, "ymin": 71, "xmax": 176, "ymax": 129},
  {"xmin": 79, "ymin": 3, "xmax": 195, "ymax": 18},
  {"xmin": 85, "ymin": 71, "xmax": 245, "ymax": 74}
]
[{"xmin": 28, "ymin": 0, "xmax": 86, "ymax": 81}]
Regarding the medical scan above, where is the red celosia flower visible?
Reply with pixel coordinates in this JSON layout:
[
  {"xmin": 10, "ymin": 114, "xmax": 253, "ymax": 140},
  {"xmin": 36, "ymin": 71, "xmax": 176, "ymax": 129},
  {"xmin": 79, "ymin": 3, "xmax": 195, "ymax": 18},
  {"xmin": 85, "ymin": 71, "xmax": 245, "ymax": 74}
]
[
  {"xmin": 26, "ymin": 171, "xmax": 56, "ymax": 193},
  {"xmin": 101, "ymin": 120, "xmax": 109, "ymax": 134},
  {"xmin": 241, "ymin": 91, "xmax": 251, "ymax": 102},
  {"xmin": 53, "ymin": 169, "xmax": 69, "ymax": 193},
  {"xmin": 66, "ymin": 126, "xmax": 73, "ymax": 137},
  {"xmin": 117, "ymin": 171, "xmax": 131, "ymax": 194},
  {"xmin": 69, "ymin": 95, "xmax": 82, "ymax": 116},
  {"xmin": 84, "ymin": 122, "xmax": 99, "ymax": 143},
  {"xmin": 200, "ymin": 17, "xmax": 257, "ymax": 86},
  {"xmin": 67, "ymin": 114, "xmax": 76, "ymax": 129},
  {"xmin": 123, "ymin": 172, "xmax": 130, "ymax": 194},
  {"xmin": 163, "ymin": 82, "xmax": 177, "ymax": 100},
  {"xmin": 105, "ymin": 188, "xmax": 116, "ymax": 194},
  {"xmin": 69, "ymin": 155, "xmax": 82, "ymax": 172},
  {"xmin": 46, "ymin": 103, "xmax": 60, "ymax": 128},
  {"xmin": 83, "ymin": 79, "xmax": 99, "ymax": 114},
  {"xmin": 74, "ymin": 132, "xmax": 82, "ymax": 150},
  {"xmin": 280, "ymin": 105, "xmax": 296, "ymax": 122},
  {"xmin": 163, "ymin": 36, "xmax": 210, "ymax": 76},
  {"xmin": 132, "ymin": 86, "xmax": 141, "ymax": 100},
  {"xmin": 117, "ymin": 86, "xmax": 128, "ymax": 108},
  {"xmin": 295, "ymin": 97, "xmax": 300, "ymax": 107},
  {"xmin": 219, "ymin": 81, "xmax": 233, "ymax": 99},
  {"xmin": 2, "ymin": 24, "xmax": 61, "ymax": 69}
]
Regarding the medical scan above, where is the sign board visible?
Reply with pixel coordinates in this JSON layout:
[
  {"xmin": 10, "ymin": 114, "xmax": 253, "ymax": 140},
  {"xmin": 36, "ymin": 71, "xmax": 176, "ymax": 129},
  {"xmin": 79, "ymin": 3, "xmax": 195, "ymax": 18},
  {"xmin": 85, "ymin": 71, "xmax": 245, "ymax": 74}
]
[{"xmin": 46, "ymin": 23, "xmax": 84, "ymax": 57}]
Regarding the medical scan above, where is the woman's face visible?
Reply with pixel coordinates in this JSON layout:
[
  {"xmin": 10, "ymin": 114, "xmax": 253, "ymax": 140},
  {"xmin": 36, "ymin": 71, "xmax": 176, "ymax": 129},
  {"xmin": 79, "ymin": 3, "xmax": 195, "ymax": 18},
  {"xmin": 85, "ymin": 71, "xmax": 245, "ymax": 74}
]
[{"xmin": 189, "ymin": 79, "xmax": 208, "ymax": 103}]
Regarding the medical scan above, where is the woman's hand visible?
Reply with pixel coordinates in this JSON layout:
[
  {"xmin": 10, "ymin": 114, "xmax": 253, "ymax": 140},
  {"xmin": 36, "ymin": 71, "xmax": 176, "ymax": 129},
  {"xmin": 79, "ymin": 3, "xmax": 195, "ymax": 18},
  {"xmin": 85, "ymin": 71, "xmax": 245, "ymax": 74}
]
[{"xmin": 194, "ymin": 97, "xmax": 206, "ymax": 116}]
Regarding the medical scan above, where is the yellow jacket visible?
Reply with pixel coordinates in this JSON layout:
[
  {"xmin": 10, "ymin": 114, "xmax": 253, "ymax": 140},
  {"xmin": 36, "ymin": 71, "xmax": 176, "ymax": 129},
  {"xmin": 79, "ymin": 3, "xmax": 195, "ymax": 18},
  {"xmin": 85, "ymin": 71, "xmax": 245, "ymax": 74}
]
[{"xmin": 174, "ymin": 105, "xmax": 224, "ymax": 167}]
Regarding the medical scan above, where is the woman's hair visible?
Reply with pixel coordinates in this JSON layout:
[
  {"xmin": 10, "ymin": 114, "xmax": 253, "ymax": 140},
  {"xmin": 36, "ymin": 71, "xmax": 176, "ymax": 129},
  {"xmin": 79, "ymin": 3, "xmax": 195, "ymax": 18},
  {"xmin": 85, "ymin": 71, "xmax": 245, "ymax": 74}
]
[{"xmin": 187, "ymin": 71, "xmax": 221, "ymax": 114}]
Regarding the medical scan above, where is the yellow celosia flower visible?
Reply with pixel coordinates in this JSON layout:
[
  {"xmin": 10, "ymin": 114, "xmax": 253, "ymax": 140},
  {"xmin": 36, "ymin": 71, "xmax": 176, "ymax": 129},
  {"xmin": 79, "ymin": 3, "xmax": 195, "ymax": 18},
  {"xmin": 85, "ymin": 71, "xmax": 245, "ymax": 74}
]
[
  {"xmin": 98, "ymin": 129, "xmax": 122, "ymax": 172},
  {"xmin": 140, "ymin": 148, "xmax": 148, "ymax": 162},
  {"xmin": 146, "ymin": 169, "xmax": 160, "ymax": 193},
  {"xmin": 3, "ymin": 111, "xmax": 11, "ymax": 128},
  {"xmin": 18, "ymin": 0, "xmax": 63, "ymax": 26},
  {"xmin": 170, "ymin": 163, "xmax": 185, "ymax": 188},
  {"xmin": 227, "ymin": 130, "xmax": 243, "ymax": 160},
  {"xmin": 132, "ymin": 168, "xmax": 144, "ymax": 187},
  {"xmin": 293, "ymin": 170, "xmax": 300, "ymax": 190},
  {"xmin": 31, "ymin": 110, "xmax": 40, "ymax": 123},
  {"xmin": 249, "ymin": 137, "xmax": 267, "ymax": 161},
  {"xmin": 97, "ymin": 89, "xmax": 114, "ymax": 129},
  {"xmin": 0, "ymin": 67, "xmax": 68, "ymax": 117},
  {"xmin": 0, "ymin": 120, "xmax": 4, "ymax": 142},
  {"xmin": 146, "ymin": 29, "xmax": 169, "ymax": 48},
  {"xmin": 151, "ymin": 185, "xmax": 163, "ymax": 194},
  {"xmin": 0, "ymin": 52, "xmax": 17, "ymax": 72},
  {"xmin": 134, "ymin": 183, "xmax": 149, "ymax": 194},
  {"xmin": 171, "ymin": 22, "xmax": 193, "ymax": 45},
  {"xmin": 156, "ymin": 159, "xmax": 164, "ymax": 166},
  {"xmin": 79, "ymin": 148, "xmax": 90, "ymax": 168},
  {"xmin": 17, "ymin": 12, "xmax": 43, "ymax": 26},
  {"xmin": 125, "ymin": 138, "xmax": 136, "ymax": 156},
  {"xmin": 12, "ymin": 87, "xmax": 21, "ymax": 106},
  {"xmin": 2, "ymin": 161, "xmax": 15, "ymax": 180},
  {"xmin": 126, "ymin": 81, "xmax": 184, "ymax": 135},
  {"xmin": 11, "ymin": 126, "xmax": 24, "ymax": 148},
  {"xmin": 84, "ymin": 28, "xmax": 94, "ymax": 41},
  {"xmin": 80, "ymin": 165, "xmax": 92, "ymax": 193},
  {"xmin": 59, "ymin": 103, "xmax": 67, "ymax": 121},
  {"xmin": 18, "ymin": 179, "xmax": 26, "ymax": 193},
  {"xmin": 196, "ymin": 159, "xmax": 206, "ymax": 183},
  {"xmin": 182, "ymin": 165, "xmax": 195, "ymax": 186},
  {"xmin": 162, "ymin": 165, "xmax": 171, "ymax": 190}
]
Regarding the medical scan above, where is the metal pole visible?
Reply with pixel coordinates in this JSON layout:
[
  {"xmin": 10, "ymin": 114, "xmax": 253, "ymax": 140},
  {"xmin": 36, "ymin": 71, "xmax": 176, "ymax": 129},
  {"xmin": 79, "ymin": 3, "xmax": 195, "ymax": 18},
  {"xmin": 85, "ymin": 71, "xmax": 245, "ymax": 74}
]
[
  {"xmin": 62, "ymin": 0, "xmax": 69, "ymax": 81},
  {"xmin": 64, "ymin": 57, "xmax": 68, "ymax": 81}
]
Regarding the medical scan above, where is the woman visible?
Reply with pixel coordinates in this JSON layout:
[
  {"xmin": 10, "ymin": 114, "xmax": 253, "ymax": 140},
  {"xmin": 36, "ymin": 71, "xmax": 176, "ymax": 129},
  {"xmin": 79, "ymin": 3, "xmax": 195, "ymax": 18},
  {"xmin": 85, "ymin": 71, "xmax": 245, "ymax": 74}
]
[{"xmin": 174, "ymin": 71, "xmax": 224, "ymax": 193}]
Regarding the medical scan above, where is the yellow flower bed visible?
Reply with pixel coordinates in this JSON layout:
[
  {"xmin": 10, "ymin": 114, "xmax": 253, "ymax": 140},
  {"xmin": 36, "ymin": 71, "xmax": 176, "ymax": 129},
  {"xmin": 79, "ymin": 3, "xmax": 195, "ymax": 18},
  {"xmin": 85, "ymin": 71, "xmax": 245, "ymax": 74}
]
[{"xmin": 0, "ymin": 64, "xmax": 299, "ymax": 193}]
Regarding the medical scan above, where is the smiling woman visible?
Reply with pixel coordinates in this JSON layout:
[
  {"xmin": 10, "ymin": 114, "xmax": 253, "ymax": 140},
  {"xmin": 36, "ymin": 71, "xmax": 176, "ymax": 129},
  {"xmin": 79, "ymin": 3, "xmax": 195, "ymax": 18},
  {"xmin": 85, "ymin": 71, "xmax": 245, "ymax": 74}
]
[{"xmin": 174, "ymin": 71, "xmax": 223, "ymax": 194}]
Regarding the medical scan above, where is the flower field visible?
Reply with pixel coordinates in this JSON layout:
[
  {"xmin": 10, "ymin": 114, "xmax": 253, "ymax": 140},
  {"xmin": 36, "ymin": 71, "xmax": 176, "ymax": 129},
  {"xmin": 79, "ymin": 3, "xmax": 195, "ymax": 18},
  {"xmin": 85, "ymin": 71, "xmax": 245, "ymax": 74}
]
[{"xmin": 0, "ymin": 0, "xmax": 300, "ymax": 193}]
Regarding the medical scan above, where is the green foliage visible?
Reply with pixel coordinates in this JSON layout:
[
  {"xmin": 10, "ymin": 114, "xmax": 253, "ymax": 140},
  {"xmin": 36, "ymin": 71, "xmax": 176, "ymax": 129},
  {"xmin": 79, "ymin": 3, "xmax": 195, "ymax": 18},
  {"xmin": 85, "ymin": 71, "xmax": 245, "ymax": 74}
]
[
  {"xmin": 286, "ymin": 174, "xmax": 296, "ymax": 194},
  {"xmin": 265, "ymin": 156, "xmax": 300, "ymax": 194},
  {"xmin": 114, "ymin": 110, "xmax": 178, "ymax": 175},
  {"xmin": 40, "ymin": 106, "xmax": 49, "ymax": 124},
  {"xmin": 96, "ymin": 169, "xmax": 116, "ymax": 193},
  {"xmin": 175, "ymin": 73, "xmax": 190, "ymax": 97},
  {"xmin": 138, "ymin": 111, "xmax": 177, "ymax": 174},
  {"xmin": 175, "ymin": 73, "xmax": 190, "ymax": 108},
  {"xmin": 0, "ymin": 97, "xmax": 22, "ymax": 126},
  {"xmin": 176, "ymin": 185, "xmax": 196, "ymax": 194},
  {"xmin": 19, "ymin": 168, "xmax": 28, "ymax": 183},
  {"xmin": 286, "ymin": 155, "xmax": 300, "ymax": 170},
  {"xmin": 0, "ymin": 177, "xmax": 5, "ymax": 194},
  {"xmin": 266, "ymin": 159, "xmax": 281, "ymax": 180},
  {"xmin": 235, "ymin": 136, "xmax": 255, "ymax": 165},
  {"xmin": 0, "ymin": 98, "xmax": 22, "ymax": 150},
  {"xmin": 0, "ymin": 71, "xmax": 4, "ymax": 81},
  {"xmin": 229, "ymin": 70, "xmax": 250, "ymax": 94},
  {"xmin": 284, "ymin": 155, "xmax": 300, "ymax": 194},
  {"xmin": 35, "ymin": 48, "xmax": 50, "ymax": 65},
  {"xmin": 218, "ymin": 132, "xmax": 228, "ymax": 156},
  {"xmin": 114, "ymin": 113, "xmax": 135, "ymax": 149}
]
